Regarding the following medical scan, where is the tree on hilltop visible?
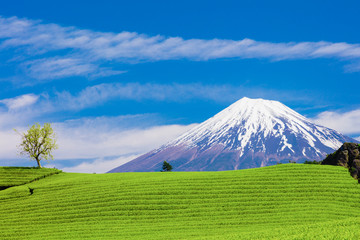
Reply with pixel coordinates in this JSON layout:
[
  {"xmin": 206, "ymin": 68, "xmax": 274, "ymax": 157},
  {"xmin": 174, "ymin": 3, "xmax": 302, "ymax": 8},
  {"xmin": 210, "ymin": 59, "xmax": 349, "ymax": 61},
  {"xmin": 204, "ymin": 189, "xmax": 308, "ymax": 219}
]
[{"xmin": 15, "ymin": 123, "xmax": 58, "ymax": 168}]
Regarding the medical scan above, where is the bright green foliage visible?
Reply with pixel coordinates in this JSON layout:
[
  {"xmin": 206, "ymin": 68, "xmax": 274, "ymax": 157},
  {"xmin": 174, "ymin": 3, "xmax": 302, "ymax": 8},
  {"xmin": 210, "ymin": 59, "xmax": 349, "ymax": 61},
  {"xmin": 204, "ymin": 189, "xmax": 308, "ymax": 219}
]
[
  {"xmin": 16, "ymin": 123, "xmax": 58, "ymax": 168},
  {"xmin": 0, "ymin": 167, "xmax": 61, "ymax": 189},
  {"xmin": 1, "ymin": 164, "xmax": 360, "ymax": 239},
  {"xmin": 161, "ymin": 160, "xmax": 173, "ymax": 172},
  {"xmin": 0, "ymin": 185, "xmax": 31, "ymax": 201}
]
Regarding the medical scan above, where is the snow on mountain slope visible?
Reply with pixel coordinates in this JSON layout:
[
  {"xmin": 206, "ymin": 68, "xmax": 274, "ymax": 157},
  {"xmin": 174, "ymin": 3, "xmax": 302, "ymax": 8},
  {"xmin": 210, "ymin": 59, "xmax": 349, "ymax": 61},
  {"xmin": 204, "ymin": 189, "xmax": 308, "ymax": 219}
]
[{"xmin": 109, "ymin": 97, "xmax": 357, "ymax": 172}]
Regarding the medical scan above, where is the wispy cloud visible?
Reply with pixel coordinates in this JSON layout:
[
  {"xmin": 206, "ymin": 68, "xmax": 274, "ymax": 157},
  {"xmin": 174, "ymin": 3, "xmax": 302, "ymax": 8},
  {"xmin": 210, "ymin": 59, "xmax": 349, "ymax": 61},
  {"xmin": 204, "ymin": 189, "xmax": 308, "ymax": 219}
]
[
  {"xmin": 0, "ymin": 128, "xmax": 21, "ymax": 159},
  {"xmin": 0, "ymin": 82, "xmax": 315, "ymax": 124},
  {"xmin": 51, "ymin": 82, "xmax": 314, "ymax": 112},
  {"xmin": 0, "ymin": 115, "xmax": 196, "ymax": 172},
  {"xmin": 311, "ymin": 108, "xmax": 360, "ymax": 135},
  {"xmin": 2, "ymin": 16, "xmax": 360, "ymax": 81},
  {"xmin": 0, "ymin": 93, "xmax": 39, "ymax": 110},
  {"xmin": 344, "ymin": 61, "xmax": 360, "ymax": 73},
  {"xmin": 60, "ymin": 155, "xmax": 141, "ymax": 173},
  {"xmin": 52, "ymin": 117, "xmax": 196, "ymax": 160},
  {"xmin": 22, "ymin": 57, "xmax": 125, "ymax": 80}
]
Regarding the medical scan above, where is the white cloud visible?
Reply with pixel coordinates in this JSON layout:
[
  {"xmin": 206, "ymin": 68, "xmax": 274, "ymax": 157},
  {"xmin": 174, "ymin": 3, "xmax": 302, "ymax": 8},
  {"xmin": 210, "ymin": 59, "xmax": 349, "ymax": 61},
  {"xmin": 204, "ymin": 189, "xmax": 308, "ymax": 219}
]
[
  {"xmin": 311, "ymin": 108, "xmax": 360, "ymax": 135},
  {"xmin": 24, "ymin": 58, "xmax": 97, "ymax": 80},
  {"xmin": 0, "ymin": 83, "xmax": 316, "ymax": 128},
  {"xmin": 2, "ymin": 16, "xmax": 360, "ymax": 81},
  {"xmin": 0, "ymin": 93, "xmax": 43, "ymax": 129},
  {"xmin": 50, "ymin": 82, "xmax": 314, "ymax": 112},
  {"xmin": 0, "ymin": 114, "xmax": 196, "ymax": 173},
  {"xmin": 53, "ymin": 118, "xmax": 196, "ymax": 159},
  {"xmin": 0, "ymin": 129, "xmax": 21, "ymax": 159},
  {"xmin": 23, "ymin": 57, "xmax": 125, "ymax": 80},
  {"xmin": 0, "ymin": 82, "xmax": 312, "ymax": 132},
  {"xmin": 60, "ymin": 155, "xmax": 140, "ymax": 173},
  {"xmin": 0, "ymin": 94, "xmax": 39, "ymax": 110},
  {"xmin": 355, "ymin": 136, "xmax": 360, "ymax": 141},
  {"xmin": 344, "ymin": 61, "xmax": 360, "ymax": 73},
  {"xmin": 0, "ymin": 93, "xmax": 48, "ymax": 128},
  {"xmin": 0, "ymin": 82, "xmax": 312, "ymax": 120}
]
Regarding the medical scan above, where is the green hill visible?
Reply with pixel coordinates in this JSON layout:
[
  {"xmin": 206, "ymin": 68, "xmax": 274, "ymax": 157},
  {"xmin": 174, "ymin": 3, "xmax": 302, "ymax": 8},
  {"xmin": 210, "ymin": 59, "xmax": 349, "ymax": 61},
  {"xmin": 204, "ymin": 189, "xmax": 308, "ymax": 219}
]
[
  {"xmin": 0, "ymin": 167, "xmax": 61, "ymax": 189},
  {"xmin": 1, "ymin": 164, "xmax": 360, "ymax": 239}
]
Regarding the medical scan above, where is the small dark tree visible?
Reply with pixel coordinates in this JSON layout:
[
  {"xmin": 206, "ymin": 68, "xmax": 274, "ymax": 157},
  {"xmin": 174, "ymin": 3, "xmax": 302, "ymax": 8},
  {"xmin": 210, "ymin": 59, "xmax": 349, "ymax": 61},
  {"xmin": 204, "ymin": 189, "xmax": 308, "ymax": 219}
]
[
  {"xmin": 304, "ymin": 160, "xmax": 321, "ymax": 164},
  {"xmin": 161, "ymin": 161, "xmax": 173, "ymax": 172}
]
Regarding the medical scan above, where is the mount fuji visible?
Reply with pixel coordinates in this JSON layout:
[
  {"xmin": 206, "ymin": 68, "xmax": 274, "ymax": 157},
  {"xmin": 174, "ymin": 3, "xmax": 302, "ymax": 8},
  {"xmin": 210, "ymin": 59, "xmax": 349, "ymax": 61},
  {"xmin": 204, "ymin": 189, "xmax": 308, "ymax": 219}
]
[{"xmin": 109, "ymin": 97, "xmax": 357, "ymax": 172}]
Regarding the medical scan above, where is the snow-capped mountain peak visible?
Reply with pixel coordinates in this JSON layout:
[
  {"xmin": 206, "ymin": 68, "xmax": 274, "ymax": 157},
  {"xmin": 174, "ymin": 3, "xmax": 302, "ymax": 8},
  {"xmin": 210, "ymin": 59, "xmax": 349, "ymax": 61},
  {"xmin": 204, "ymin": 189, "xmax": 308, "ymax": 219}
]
[
  {"xmin": 109, "ymin": 97, "xmax": 356, "ymax": 172},
  {"xmin": 168, "ymin": 97, "xmax": 342, "ymax": 153}
]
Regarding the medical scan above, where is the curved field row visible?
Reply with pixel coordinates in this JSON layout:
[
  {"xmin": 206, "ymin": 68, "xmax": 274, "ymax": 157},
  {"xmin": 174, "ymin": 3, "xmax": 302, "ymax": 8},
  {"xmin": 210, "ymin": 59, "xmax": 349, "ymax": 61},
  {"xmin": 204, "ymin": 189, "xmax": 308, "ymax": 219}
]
[{"xmin": 0, "ymin": 167, "xmax": 61, "ymax": 188}]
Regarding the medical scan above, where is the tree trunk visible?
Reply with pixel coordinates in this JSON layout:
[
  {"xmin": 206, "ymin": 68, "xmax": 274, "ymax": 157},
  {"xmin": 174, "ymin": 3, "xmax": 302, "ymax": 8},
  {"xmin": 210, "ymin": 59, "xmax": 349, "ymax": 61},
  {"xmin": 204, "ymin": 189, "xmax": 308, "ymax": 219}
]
[{"xmin": 36, "ymin": 158, "xmax": 42, "ymax": 168}]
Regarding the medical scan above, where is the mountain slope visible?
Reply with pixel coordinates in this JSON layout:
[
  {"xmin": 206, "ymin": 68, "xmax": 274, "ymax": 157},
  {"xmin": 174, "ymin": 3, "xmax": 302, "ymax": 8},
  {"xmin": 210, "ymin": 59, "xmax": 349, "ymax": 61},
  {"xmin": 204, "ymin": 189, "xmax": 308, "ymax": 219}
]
[{"xmin": 110, "ymin": 97, "xmax": 356, "ymax": 172}]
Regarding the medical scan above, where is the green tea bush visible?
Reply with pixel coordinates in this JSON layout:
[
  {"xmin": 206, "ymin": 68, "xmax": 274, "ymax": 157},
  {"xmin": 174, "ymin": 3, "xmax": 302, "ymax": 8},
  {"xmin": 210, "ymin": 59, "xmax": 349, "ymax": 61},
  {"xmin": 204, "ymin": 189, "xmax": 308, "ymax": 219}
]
[{"xmin": 304, "ymin": 160, "xmax": 321, "ymax": 164}]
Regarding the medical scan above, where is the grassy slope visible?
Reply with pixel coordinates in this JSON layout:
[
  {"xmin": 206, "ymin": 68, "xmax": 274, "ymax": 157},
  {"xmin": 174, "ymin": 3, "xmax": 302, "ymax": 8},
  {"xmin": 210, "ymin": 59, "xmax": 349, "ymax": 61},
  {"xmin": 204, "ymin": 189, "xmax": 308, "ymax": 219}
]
[
  {"xmin": 1, "ymin": 164, "xmax": 360, "ymax": 239},
  {"xmin": 0, "ymin": 167, "xmax": 61, "ymax": 188},
  {"xmin": 0, "ymin": 167, "xmax": 61, "ymax": 201}
]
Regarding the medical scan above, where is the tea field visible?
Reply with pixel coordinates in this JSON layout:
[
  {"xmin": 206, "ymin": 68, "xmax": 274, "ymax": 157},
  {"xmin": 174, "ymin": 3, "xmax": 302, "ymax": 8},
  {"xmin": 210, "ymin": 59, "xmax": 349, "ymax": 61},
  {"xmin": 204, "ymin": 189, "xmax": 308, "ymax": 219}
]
[
  {"xmin": 0, "ymin": 167, "xmax": 61, "ymax": 189},
  {"xmin": 1, "ymin": 164, "xmax": 360, "ymax": 239}
]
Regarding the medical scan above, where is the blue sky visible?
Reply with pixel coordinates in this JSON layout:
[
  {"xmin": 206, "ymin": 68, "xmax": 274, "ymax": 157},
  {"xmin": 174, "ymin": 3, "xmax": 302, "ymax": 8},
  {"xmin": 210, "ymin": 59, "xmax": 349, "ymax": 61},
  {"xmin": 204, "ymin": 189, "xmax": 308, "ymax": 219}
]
[{"xmin": 0, "ymin": 0, "xmax": 359, "ymax": 172}]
